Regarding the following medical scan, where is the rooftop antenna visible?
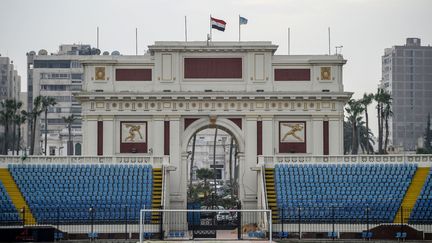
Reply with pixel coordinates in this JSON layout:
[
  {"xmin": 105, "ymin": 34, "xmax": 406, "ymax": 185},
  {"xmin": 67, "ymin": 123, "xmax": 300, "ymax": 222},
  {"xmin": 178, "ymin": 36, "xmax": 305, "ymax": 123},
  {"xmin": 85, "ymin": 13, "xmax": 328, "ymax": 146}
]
[
  {"xmin": 97, "ymin": 27, "xmax": 99, "ymax": 49},
  {"xmin": 135, "ymin": 28, "xmax": 138, "ymax": 55}
]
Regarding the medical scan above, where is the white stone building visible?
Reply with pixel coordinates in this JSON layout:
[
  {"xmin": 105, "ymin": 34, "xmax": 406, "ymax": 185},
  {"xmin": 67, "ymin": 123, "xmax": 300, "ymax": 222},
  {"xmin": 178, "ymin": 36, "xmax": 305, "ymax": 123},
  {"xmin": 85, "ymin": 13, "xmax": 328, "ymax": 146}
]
[
  {"xmin": 76, "ymin": 41, "xmax": 351, "ymax": 209},
  {"xmin": 26, "ymin": 45, "xmax": 93, "ymax": 155}
]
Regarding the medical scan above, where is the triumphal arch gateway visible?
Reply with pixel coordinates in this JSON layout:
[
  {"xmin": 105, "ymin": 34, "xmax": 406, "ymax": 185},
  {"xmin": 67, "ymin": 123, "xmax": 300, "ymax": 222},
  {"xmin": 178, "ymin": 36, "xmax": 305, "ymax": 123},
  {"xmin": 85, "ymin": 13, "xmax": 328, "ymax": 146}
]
[{"xmin": 76, "ymin": 41, "xmax": 351, "ymax": 209}]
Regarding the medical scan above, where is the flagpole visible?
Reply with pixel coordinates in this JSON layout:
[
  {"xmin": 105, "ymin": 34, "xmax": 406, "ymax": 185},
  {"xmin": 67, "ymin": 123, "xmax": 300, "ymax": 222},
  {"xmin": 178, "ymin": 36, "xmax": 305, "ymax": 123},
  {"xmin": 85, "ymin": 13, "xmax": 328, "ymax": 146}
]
[
  {"xmin": 238, "ymin": 15, "xmax": 241, "ymax": 42},
  {"xmin": 288, "ymin": 27, "xmax": 290, "ymax": 55},
  {"xmin": 209, "ymin": 14, "xmax": 212, "ymax": 41},
  {"xmin": 184, "ymin": 16, "xmax": 188, "ymax": 42},
  {"xmin": 328, "ymin": 27, "xmax": 330, "ymax": 55},
  {"xmin": 135, "ymin": 27, "xmax": 138, "ymax": 55}
]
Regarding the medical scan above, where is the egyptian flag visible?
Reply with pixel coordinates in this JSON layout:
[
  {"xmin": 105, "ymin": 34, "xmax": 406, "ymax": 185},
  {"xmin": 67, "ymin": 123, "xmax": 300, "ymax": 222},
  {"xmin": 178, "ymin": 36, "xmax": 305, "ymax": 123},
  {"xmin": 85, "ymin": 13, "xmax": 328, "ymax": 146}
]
[{"xmin": 211, "ymin": 17, "xmax": 226, "ymax": 31}]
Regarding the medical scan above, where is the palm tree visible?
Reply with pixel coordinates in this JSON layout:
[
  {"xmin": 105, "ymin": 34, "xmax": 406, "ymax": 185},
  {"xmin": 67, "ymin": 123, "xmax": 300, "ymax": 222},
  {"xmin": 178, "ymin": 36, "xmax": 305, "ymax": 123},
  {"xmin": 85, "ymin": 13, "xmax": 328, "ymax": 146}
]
[
  {"xmin": 0, "ymin": 99, "xmax": 16, "ymax": 155},
  {"xmin": 14, "ymin": 111, "xmax": 27, "ymax": 155},
  {"xmin": 29, "ymin": 96, "xmax": 44, "ymax": 155},
  {"xmin": 360, "ymin": 93, "xmax": 374, "ymax": 154},
  {"xmin": 344, "ymin": 120, "xmax": 375, "ymax": 154},
  {"xmin": 383, "ymin": 96, "xmax": 392, "ymax": 153},
  {"xmin": 41, "ymin": 96, "xmax": 57, "ymax": 155},
  {"xmin": 188, "ymin": 134, "xmax": 196, "ymax": 198},
  {"xmin": 62, "ymin": 115, "xmax": 76, "ymax": 155},
  {"xmin": 196, "ymin": 168, "xmax": 215, "ymax": 198},
  {"xmin": 375, "ymin": 88, "xmax": 392, "ymax": 154},
  {"xmin": 10, "ymin": 100, "xmax": 23, "ymax": 155},
  {"xmin": 345, "ymin": 99, "xmax": 364, "ymax": 155}
]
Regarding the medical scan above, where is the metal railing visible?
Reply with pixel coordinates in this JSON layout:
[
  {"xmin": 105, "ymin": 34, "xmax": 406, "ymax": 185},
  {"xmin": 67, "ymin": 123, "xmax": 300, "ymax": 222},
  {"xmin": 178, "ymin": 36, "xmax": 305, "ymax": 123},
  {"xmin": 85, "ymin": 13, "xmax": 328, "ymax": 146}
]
[
  {"xmin": 0, "ymin": 155, "xmax": 168, "ymax": 167},
  {"xmin": 272, "ymin": 206, "xmax": 432, "ymax": 240},
  {"xmin": 259, "ymin": 154, "xmax": 432, "ymax": 166}
]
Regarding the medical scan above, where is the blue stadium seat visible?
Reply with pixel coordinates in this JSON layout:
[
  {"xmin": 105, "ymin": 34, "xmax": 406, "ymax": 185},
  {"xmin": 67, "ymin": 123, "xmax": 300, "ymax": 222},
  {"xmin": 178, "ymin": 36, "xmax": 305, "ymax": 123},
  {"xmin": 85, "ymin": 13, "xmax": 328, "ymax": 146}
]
[
  {"xmin": 7, "ymin": 164, "xmax": 154, "ymax": 224},
  {"xmin": 409, "ymin": 168, "xmax": 432, "ymax": 224},
  {"xmin": 0, "ymin": 181, "xmax": 20, "ymax": 223},
  {"xmin": 274, "ymin": 164, "xmax": 417, "ymax": 223}
]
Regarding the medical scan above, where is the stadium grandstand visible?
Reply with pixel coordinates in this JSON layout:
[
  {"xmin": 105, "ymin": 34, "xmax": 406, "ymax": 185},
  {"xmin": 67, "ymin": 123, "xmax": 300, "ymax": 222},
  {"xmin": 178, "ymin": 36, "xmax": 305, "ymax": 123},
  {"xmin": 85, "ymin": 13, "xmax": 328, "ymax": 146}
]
[{"xmin": 1, "ymin": 41, "xmax": 431, "ymax": 241}]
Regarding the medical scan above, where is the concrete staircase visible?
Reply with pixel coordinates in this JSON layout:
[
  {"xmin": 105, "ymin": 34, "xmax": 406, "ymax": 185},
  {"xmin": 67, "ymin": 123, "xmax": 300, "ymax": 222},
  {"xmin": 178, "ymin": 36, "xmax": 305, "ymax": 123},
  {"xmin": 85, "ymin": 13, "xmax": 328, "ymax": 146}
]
[
  {"xmin": 394, "ymin": 167, "xmax": 430, "ymax": 223},
  {"xmin": 151, "ymin": 167, "xmax": 163, "ymax": 223},
  {"xmin": 265, "ymin": 168, "xmax": 279, "ymax": 221},
  {"xmin": 0, "ymin": 168, "xmax": 36, "ymax": 224}
]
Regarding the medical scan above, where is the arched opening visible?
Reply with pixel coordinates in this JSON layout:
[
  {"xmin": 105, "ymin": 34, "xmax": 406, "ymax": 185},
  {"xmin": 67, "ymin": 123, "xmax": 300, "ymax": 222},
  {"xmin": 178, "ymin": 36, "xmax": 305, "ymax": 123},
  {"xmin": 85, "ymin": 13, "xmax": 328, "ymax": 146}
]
[{"xmin": 185, "ymin": 123, "xmax": 241, "ymax": 211}]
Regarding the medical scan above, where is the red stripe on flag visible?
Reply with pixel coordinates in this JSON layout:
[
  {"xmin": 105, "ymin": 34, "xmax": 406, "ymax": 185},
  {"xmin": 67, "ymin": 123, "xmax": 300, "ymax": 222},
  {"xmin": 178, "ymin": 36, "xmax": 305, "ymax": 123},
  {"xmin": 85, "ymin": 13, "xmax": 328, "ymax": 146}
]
[{"xmin": 211, "ymin": 17, "xmax": 226, "ymax": 25}]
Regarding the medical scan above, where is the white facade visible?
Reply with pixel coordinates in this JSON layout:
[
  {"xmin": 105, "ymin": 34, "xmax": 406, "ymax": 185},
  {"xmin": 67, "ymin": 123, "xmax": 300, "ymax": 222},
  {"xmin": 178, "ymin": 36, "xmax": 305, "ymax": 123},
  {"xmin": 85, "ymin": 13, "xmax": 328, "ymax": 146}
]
[
  {"xmin": 27, "ymin": 45, "xmax": 88, "ymax": 155},
  {"xmin": 76, "ymin": 41, "xmax": 352, "ymax": 209}
]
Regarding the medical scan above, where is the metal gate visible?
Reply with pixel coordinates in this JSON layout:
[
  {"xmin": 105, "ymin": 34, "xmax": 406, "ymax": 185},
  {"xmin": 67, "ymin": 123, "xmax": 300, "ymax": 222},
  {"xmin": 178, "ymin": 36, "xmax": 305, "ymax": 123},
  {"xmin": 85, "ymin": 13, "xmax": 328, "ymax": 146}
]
[{"xmin": 139, "ymin": 209, "xmax": 272, "ymax": 242}]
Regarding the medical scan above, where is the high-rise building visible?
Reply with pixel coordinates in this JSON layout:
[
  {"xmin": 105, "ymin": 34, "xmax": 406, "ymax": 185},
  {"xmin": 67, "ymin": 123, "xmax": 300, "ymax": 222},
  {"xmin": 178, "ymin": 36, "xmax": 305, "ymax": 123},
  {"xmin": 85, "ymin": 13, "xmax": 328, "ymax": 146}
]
[
  {"xmin": 381, "ymin": 38, "xmax": 432, "ymax": 151},
  {"xmin": 0, "ymin": 55, "xmax": 21, "ymax": 101},
  {"xmin": 26, "ymin": 44, "xmax": 97, "ymax": 155}
]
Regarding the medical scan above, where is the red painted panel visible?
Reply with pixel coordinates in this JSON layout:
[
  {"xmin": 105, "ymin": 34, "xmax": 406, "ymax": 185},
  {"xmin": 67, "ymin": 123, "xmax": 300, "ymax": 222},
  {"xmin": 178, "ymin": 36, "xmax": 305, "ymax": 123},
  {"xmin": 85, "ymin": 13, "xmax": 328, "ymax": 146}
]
[
  {"xmin": 279, "ymin": 121, "xmax": 307, "ymax": 153},
  {"xmin": 164, "ymin": 121, "xmax": 170, "ymax": 155},
  {"xmin": 97, "ymin": 121, "xmax": 103, "ymax": 155},
  {"xmin": 323, "ymin": 121, "xmax": 329, "ymax": 155},
  {"xmin": 184, "ymin": 58, "xmax": 242, "ymax": 79},
  {"xmin": 116, "ymin": 69, "xmax": 152, "ymax": 81},
  {"xmin": 257, "ymin": 121, "xmax": 262, "ymax": 156},
  {"xmin": 184, "ymin": 118, "xmax": 199, "ymax": 130},
  {"xmin": 120, "ymin": 121, "xmax": 148, "ymax": 153},
  {"xmin": 274, "ymin": 69, "xmax": 310, "ymax": 81},
  {"xmin": 228, "ymin": 118, "xmax": 242, "ymax": 130}
]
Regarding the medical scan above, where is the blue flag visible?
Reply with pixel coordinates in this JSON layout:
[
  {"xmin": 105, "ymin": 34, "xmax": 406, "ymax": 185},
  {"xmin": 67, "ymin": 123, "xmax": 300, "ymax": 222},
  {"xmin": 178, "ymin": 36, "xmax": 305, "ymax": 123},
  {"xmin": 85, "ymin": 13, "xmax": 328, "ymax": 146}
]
[{"xmin": 239, "ymin": 16, "xmax": 248, "ymax": 25}]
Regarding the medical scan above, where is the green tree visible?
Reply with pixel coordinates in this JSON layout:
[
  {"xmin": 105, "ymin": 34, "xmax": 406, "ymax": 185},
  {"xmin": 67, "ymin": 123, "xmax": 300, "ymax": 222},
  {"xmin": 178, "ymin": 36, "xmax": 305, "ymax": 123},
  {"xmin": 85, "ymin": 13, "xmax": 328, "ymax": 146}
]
[
  {"xmin": 375, "ymin": 89, "xmax": 392, "ymax": 154},
  {"xmin": 0, "ymin": 99, "xmax": 19, "ymax": 155},
  {"xmin": 62, "ymin": 114, "xmax": 76, "ymax": 155},
  {"xmin": 383, "ymin": 98, "xmax": 392, "ymax": 153},
  {"xmin": 344, "ymin": 120, "xmax": 375, "ymax": 154},
  {"xmin": 10, "ymin": 100, "xmax": 23, "ymax": 155},
  {"xmin": 29, "ymin": 96, "xmax": 44, "ymax": 155},
  {"xmin": 345, "ymin": 99, "xmax": 364, "ymax": 154},
  {"xmin": 14, "ymin": 111, "xmax": 27, "ymax": 155},
  {"xmin": 41, "ymin": 96, "xmax": 57, "ymax": 155},
  {"xmin": 360, "ymin": 93, "xmax": 374, "ymax": 154},
  {"xmin": 196, "ymin": 168, "xmax": 215, "ymax": 198}
]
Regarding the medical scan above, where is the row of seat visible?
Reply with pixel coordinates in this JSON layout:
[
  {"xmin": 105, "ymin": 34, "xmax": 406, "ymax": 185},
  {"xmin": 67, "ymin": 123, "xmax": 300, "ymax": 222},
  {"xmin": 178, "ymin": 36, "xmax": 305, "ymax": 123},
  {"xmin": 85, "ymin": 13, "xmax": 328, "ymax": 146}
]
[
  {"xmin": 274, "ymin": 164, "xmax": 416, "ymax": 223},
  {"xmin": 0, "ymin": 181, "xmax": 20, "ymax": 223},
  {"xmin": 410, "ymin": 168, "xmax": 432, "ymax": 223},
  {"xmin": 8, "ymin": 164, "xmax": 154, "ymax": 224}
]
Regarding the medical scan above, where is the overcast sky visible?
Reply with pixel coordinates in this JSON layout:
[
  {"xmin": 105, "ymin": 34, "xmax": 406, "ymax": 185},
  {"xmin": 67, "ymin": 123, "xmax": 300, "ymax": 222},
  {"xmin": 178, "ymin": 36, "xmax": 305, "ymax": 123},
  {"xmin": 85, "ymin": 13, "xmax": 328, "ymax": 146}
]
[{"xmin": 1, "ymin": 0, "xmax": 431, "ymax": 134}]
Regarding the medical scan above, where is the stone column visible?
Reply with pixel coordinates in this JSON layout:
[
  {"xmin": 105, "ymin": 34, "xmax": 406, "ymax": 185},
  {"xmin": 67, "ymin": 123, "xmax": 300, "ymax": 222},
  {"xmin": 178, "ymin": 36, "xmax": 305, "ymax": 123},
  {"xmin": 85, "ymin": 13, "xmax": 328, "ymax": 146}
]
[
  {"xmin": 168, "ymin": 116, "xmax": 186, "ymax": 209},
  {"xmin": 84, "ymin": 116, "xmax": 98, "ymax": 155},
  {"xmin": 102, "ymin": 116, "xmax": 114, "ymax": 156},
  {"xmin": 262, "ymin": 115, "xmax": 274, "ymax": 156},
  {"xmin": 152, "ymin": 116, "xmax": 165, "ymax": 157},
  {"xmin": 312, "ymin": 117, "xmax": 324, "ymax": 155},
  {"xmin": 241, "ymin": 116, "xmax": 258, "ymax": 209},
  {"xmin": 329, "ymin": 116, "xmax": 343, "ymax": 155}
]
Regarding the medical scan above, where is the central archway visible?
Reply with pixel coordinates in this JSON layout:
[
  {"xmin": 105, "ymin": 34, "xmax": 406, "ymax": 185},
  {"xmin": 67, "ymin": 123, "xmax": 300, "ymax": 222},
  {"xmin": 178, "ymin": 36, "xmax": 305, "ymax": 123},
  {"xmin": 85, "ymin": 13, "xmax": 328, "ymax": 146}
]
[
  {"xmin": 178, "ymin": 117, "xmax": 247, "ymax": 208},
  {"xmin": 182, "ymin": 117, "xmax": 245, "ymax": 154}
]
